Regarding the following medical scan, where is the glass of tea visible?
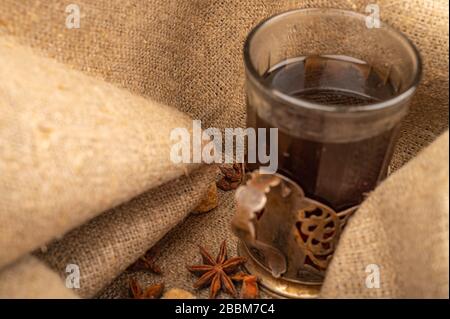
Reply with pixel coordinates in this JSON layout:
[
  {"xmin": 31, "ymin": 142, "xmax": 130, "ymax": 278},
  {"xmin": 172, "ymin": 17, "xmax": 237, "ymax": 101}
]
[
  {"xmin": 245, "ymin": 8, "xmax": 422, "ymax": 211},
  {"xmin": 237, "ymin": 8, "xmax": 422, "ymax": 297}
]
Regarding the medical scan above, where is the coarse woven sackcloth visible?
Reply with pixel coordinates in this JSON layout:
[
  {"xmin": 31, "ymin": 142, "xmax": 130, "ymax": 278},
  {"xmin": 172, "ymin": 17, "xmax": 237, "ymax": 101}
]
[
  {"xmin": 36, "ymin": 165, "xmax": 218, "ymax": 298},
  {"xmin": 0, "ymin": 35, "xmax": 203, "ymax": 271},
  {"xmin": 321, "ymin": 131, "xmax": 449, "ymax": 298},
  {"xmin": 0, "ymin": 255, "xmax": 78, "ymax": 299},
  {"xmin": 0, "ymin": 0, "xmax": 448, "ymax": 298}
]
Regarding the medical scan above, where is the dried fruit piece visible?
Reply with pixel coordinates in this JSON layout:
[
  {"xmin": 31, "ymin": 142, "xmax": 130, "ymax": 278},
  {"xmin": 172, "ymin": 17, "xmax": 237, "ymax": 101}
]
[
  {"xmin": 241, "ymin": 275, "xmax": 259, "ymax": 299},
  {"xmin": 193, "ymin": 183, "xmax": 218, "ymax": 214},
  {"xmin": 141, "ymin": 283, "xmax": 165, "ymax": 299},
  {"xmin": 230, "ymin": 272, "xmax": 260, "ymax": 299},
  {"xmin": 162, "ymin": 288, "xmax": 196, "ymax": 299}
]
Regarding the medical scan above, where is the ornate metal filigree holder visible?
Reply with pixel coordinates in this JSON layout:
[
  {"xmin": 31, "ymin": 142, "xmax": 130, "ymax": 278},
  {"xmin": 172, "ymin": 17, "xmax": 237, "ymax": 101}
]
[{"xmin": 232, "ymin": 171, "xmax": 357, "ymax": 298}]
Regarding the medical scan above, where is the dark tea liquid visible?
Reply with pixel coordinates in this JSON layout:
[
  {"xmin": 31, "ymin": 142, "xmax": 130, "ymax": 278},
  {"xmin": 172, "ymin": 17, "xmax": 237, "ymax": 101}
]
[{"xmin": 247, "ymin": 55, "xmax": 401, "ymax": 211}]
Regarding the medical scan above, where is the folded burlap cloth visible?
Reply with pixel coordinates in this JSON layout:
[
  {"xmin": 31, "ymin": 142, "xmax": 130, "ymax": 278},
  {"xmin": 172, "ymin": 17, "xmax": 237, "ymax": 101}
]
[{"xmin": 0, "ymin": 1, "xmax": 448, "ymax": 298}]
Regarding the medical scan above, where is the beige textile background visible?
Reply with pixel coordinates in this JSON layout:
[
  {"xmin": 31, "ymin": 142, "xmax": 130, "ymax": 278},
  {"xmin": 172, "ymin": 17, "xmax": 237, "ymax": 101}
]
[
  {"xmin": 0, "ymin": 35, "xmax": 201, "ymax": 270},
  {"xmin": 322, "ymin": 131, "xmax": 449, "ymax": 298},
  {"xmin": 36, "ymin": 165, "xmax": 218, "ymax": 298},
  {"xmin": 0, "ymin": 0, "xmax": 448, "ymax": 298},
  {"xmin": 0, "ymin": 255, "xmax": 78, "ymax": 299}
]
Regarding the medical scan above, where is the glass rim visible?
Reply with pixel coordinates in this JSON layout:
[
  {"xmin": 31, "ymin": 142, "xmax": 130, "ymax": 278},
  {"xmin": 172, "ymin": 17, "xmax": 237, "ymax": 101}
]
[{"xmin": 243, "ymin": 8, "xmax": 423, "ymax": 113}]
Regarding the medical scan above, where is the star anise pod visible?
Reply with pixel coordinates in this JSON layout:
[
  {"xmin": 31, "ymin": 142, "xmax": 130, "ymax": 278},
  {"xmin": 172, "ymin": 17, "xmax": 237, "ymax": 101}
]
[
  {"xmin": 217, "ymin": 164, "xmax": 243, "ymax": 191},
  {"xmin": 128, "ymin": 246, "xmax": 162, "ymax": 274},
  {"xmin": 187, "ymin": 240, "xmax": 246, "ymax": 298},
  {"xmin": 129, "ymin": 278, "xmax": 164, "ymax": 299}
]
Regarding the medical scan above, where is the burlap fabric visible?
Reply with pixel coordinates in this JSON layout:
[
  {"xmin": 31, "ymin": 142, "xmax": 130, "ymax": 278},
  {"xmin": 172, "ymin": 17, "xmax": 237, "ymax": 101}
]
[
  {"xmin": 0, "ymin": 0, "xmax": 448, "ymax": 298},
  {"xmin": 0, "ymin": 34, "xmax": 215, "ymax": 298},
  {"xmin": 0, "ymin": 35, "xmax": 203, "ymax": 268},
  {"xmin": 0, "ymin": 255, "xmax": 78, "ymax": 299},
  {"xmin": 36, "ymin": 165, "xmax": 218, "ymax": 298},
  {"xmin": 322, "ymin": 131, "xmax": 449, "ymax": 298}
]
